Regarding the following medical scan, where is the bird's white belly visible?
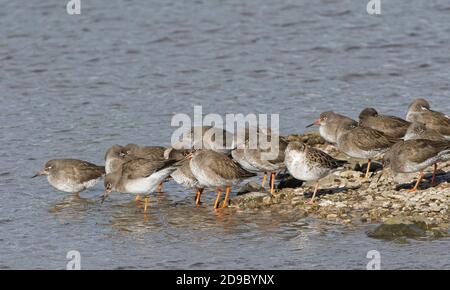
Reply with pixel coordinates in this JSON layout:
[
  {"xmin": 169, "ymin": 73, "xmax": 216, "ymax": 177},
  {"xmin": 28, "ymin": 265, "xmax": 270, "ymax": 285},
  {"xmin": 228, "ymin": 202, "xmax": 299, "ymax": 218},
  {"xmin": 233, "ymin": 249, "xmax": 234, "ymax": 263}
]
[
  {"xmin": 405, "ymin": 111, "xmax": 417, "ymax": 123},
  {"xmin": 105, "ymin": 158, "xmax": 114, "ymax": 174},
  {"xmin": 285, "ymin": 152, "xmax": 329, "ymax": 181},
  {"xmin": 48, "ymin": 176, "xmax": 100, "ymax": 193},
  {"xmin": 124, "ymin": 167, "xmax": 173, "ymax": 194},
  {"xmin": 320, "ymin": 126, "xmax": 336, "ymax": 144}
]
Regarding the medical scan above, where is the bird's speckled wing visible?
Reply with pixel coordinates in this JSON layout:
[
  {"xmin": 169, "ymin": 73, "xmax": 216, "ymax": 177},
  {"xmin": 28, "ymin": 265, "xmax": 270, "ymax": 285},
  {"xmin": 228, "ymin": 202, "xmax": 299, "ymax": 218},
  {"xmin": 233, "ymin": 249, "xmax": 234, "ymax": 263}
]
[{"xmin": 306, "ymin": 147, "xmax": 347, "ymax": 169}]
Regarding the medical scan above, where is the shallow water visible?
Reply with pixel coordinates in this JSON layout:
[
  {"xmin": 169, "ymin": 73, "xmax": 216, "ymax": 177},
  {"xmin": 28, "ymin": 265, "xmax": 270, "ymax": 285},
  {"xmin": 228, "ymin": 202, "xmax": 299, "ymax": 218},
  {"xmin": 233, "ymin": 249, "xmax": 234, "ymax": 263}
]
[{"xmin": 0, "ymin": 0, "xmax": 449, "ymax": 269}]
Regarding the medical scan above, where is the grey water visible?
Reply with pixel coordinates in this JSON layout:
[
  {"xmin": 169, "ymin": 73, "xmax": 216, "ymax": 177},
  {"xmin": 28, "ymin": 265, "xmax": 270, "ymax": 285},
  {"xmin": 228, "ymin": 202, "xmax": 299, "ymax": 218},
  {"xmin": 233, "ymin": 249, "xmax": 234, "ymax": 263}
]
[{"xmin": 0, "ymin": 0, "xmax": 449, "ymax": 269}]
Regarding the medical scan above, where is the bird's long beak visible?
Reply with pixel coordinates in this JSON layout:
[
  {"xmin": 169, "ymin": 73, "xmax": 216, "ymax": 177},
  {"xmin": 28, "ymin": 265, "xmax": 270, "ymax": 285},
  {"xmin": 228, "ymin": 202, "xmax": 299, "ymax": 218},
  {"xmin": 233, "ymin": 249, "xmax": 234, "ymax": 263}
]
[
  {"xmin": 31, "ymin": 169, "xmax": 46, "ymax": 178},
  {"xmin": 306, "ymin": 119, "xmax": 320, "ymax": 128}
]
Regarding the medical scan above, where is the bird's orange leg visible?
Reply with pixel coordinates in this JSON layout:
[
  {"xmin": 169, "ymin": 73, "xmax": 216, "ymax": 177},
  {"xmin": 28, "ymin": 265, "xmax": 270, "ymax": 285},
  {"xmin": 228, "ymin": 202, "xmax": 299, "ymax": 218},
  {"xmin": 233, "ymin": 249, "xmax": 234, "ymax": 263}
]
[
  {"xmin": 364, "ymin": 159, "xmax": 372, "ymax": 179},
  {"xmin": 143, "ymin": 195, "xmax": 150, "ymax": 213},
  {"xmin": 305, "ymin": 181, "xmax": 320, "ymax": 204},
  {"xmin": 195, "ymin": 188, "xmax": 203, "ymax": 206},
  {"xmin": 430, "ymin": 164, "xmax": 438, "ymax": 187},
  {"xmin": 157, "ymin": 182, "xmax": 163, "ymax": 193},
  {"xmin": 407, "ymin": 171, "xmax": 424, "ymax": 193},
  {"xmin": 222, "ymin": 185, "xmax": 231, "ymax": 208},
  {"xmin": 261, "ymin": 172, "xmax": 267, "ymax": 188},
  {"xmin": 214, "ymin": 187, "xmax": 222, "ymax": 209},
  {"xmin": 270, "ymin": 172, "xmax": 276, "ymax": 196}
]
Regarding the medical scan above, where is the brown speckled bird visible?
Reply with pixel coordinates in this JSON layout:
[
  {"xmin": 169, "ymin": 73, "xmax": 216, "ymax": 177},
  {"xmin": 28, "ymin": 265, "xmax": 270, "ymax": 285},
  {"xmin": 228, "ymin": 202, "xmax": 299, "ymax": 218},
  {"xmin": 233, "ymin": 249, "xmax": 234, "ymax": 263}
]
[{"xmin": 285, "ymin": 142, "xmax": 347, "ymax": 203}]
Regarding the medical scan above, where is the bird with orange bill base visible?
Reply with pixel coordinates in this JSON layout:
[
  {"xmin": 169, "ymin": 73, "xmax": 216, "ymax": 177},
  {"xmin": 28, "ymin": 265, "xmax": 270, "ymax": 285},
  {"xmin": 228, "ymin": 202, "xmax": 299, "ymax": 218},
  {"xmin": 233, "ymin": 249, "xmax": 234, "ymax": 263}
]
[
  {"xmin": 379, "ymin": 139, "xmax": 450, "ymax": 192},
  {"xmin": 306, "ymin": 111, "xmax": 357, "ymax": 144}
]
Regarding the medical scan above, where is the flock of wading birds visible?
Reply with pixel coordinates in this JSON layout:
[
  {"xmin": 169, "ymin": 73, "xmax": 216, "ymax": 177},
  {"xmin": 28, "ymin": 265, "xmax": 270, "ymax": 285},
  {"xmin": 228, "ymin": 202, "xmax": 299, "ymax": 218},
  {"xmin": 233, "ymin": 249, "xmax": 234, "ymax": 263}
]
[{"xmin": 32, "ymin": 98, "xmax": 450, "ymax": 214}]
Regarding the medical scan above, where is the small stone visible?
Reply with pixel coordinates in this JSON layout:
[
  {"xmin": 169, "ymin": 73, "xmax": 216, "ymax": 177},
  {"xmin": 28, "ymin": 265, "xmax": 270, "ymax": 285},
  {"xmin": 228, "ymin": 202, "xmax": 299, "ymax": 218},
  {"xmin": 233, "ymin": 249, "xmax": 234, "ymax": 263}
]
[
  {"xmin": 262, "ymin": 196, "xmax": 272, "ymax": 205},
  {"xmin": 318, "ymin": 200, "xmax": 334, "ymax": 207},
  {"xmin": 291, "ymin": 196, "xmax": 303, "ymax": 206}
]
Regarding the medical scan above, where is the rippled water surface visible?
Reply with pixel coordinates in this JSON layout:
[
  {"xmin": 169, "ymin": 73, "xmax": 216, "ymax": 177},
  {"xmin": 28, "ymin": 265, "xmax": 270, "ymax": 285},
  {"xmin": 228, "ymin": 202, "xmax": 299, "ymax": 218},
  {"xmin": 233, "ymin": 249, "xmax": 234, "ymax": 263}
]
[{"xmin": 0, "ymin": 0, "xmax": 449, "ymax": 269}]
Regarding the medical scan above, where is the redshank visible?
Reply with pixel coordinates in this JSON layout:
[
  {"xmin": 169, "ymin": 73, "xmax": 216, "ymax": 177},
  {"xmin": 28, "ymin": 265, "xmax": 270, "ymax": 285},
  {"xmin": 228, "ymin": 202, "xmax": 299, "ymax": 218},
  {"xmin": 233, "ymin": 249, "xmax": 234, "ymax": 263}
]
[
  {"xmin": 231, "ymin": 127, "xmax": 279, "ymax": 191},
  {"xmin": 358, "ymin": 107, "xmax": 410, "ymax": 138},
  {"xmin": 336, "ymin": 122, "xmax": 400, "ymax": 178},
  {"xmin": 102, "ymin": 158, "xmax": 178, "ymax": 213},
  {"xmin": 188, "ymin": 150, "xmax": 255, "ymax": 209},
  {"xmin": 306, "ymin": 111, "xmax": 357, "ymax": 144},
  {"xmin": 381, "ymin": 139, "xmax": 450, "ymax": 191},
  {"xmin": 121, "ymin": 144, "xmax": 168, "ymax": 192},
  {"xmin": 285, "ymin": 142, "xmax": 347, "ymax": 203},
  {"xmin": 33, "ymin": 159, "xmax": 105, "ymax": 197}
]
